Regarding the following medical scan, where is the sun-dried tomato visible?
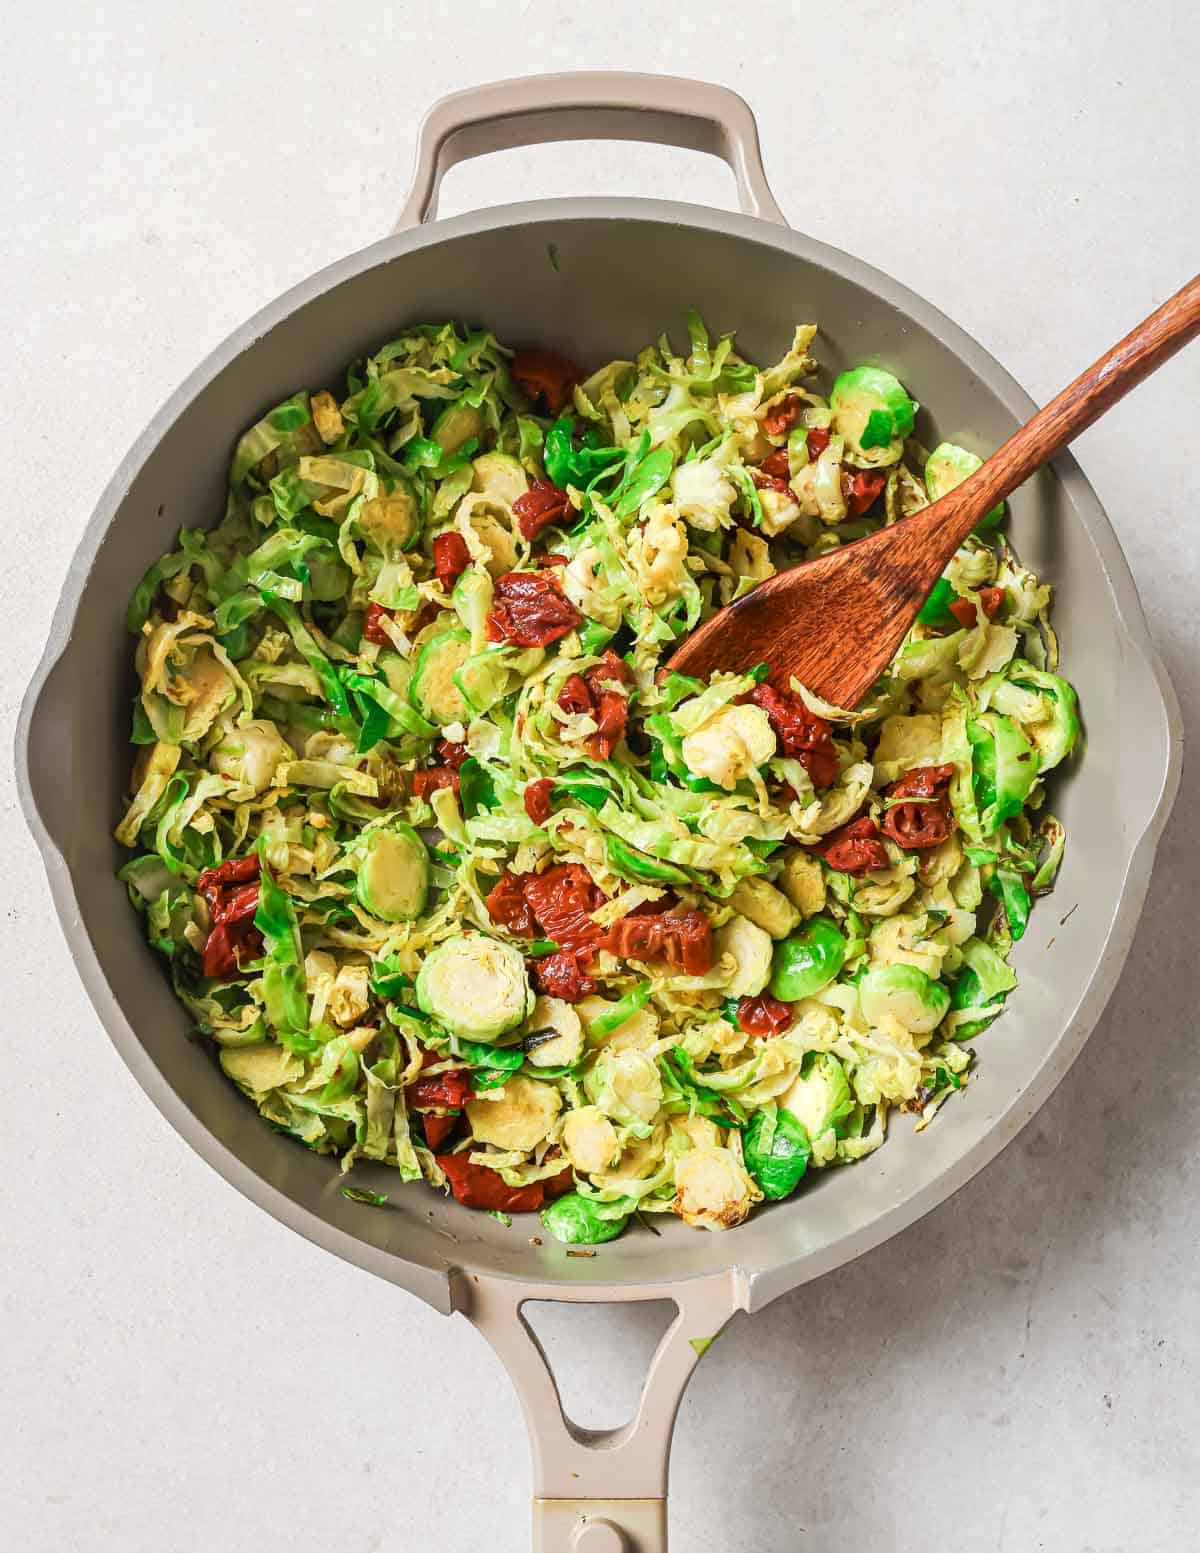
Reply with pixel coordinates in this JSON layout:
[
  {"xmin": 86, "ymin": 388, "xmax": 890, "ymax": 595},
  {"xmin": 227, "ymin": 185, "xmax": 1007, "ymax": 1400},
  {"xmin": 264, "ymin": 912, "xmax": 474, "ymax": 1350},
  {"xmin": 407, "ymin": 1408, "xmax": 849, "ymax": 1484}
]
[
  {"xmin": 198, "ymin": 856, "xmax": 260, "ymax": 897},
  {"xmin": 201, "ymin": 918, "xmax": 263, "ymax": 980},
  {"xmin": 817, "ymin": 815, "xmax": 890, "ymax": 876},
  {"xmin": 880, "ymin": 763, "xmax": 957, "ymax": 849},
  {"xmin": 484, "ymin": 870, "xmax": 539, "ymax": 938},
  {"xmin": 806, "ymin": 426, "xmax": 832, "ymax": 460},
  {"xmin": 751, "ymin": 469, "xmax": 794, "ymax": 497},
  {"xmin": 557, "ymin": 673, "xmax": 593, "ymax": 715},
  {"xmin": 843, "ymin": 468, "xmax": 888, "ymax": 518},
  {"xmin": 605, "ymin": 910, "xmax": 714, "ymax": 975},
  {"xmin": 422, "ymin": 1113, "xmax": 460, "ymax": 1151},
  {"xmin": 586, "ymin": 691, "xmax": 628, "ymax": 760},
  {"xmin": 513, "ymin": 479, "xmax": 572, "ymax": 543},
  {"xmin": 197, "ymin": 856, "xmax": 262, "ymax": 979},
  {"xmin": 531, "ymin": 949, "xmax": 598, "ymax": 1002},
  {"xmin": 412, "ymin": 766, "xmax": 460, "ymax": 799},
  {"xmin": 408, "ymin": 1066, "xmax": 474, "ymax": 1111},
  {"xmin": 524, "ymin": 778, "xmax": 555, "ymax": 825},
  {"xmin": 948, "ymin": 586, "xmax": 1005, "ymax": 628},
  {"xmin": 542, "ymin": 1163, "xmax": 575, "ymax": 1200},
  {"xmin": 524, "ymin": 864, "xmax": 606, "ymax": 949},
  {"xmin": 436, "ymin": 739, "xmax": 470, "ymax": 770},
  {"xmin": 763, "ymin": 394, "xmax": 803, "ymax": 436},
  {"xmin": 736, "ymin": 992, "xmax": 795, "ymax": 1038},
  {"xmin": 749, "ymin": 684, "xmax": 839, "ymax": 789},
  {"xmin": 537, "ymin": 553, "xmax": 569, "ymax": 569},
  {"xmin": 759, "ymin": 448, "xmax": 791, "ymax": 480},
  {"xmin": 580, "ymin": 649, "xmax": 631, "ymax": 759},
  {"xmin": 887, "ymin": 763, "xmax": 956, "ymax": 801},
  {"xmin": 362, "ymin": 602, "xmax": 396, "ymax": 645},
  {"xmin": 432, "ymin": 531, "xmax": 472, "ymax": 591},
  {"xmin": 486, "ymin": 572, "xmax": 581, "ymax": 648},
  {"xmin": 436, "ymin": 1152, "xmax": 553, "ymax": 1212},
  {"xmin": 512, "ymin": 348, "xmax": 580, "ymax": 415},
  {"xmin": 410, "ymin": 600, "xmax": 444, "ymax": 636}
]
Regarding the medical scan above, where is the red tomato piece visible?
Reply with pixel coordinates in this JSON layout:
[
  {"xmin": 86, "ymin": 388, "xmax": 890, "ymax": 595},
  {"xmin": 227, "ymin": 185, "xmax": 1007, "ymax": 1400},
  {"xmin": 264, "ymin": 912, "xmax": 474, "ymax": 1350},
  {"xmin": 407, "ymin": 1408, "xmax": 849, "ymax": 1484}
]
[
  {"xmin": 197, "ymin": 856, "xmax": 262, "ymax": 979},
  {"xmin": 748, "ymin": 683, "xmax": 839, "ymax": 790},
  {"xmin": 537, "ymin": 553, "xmax": 569, "ymax": 568},
  {"xmin": 581, "ymin": 650, "xmax": 631, "ymax": 759},
  {"xmin": 411, "ymin": 767, "xmax": 460, "ymax": 798},
  {"xmin": 432, "ymin": 531, "xmax": 472, "ymax": 591},
  {"xmin": 948, "ymin": 586, "xmax": 1005, "ymax": 628},
  {"xmin": 843, "ymin": 468, "xmax": 888, "ymax": 518},
  {"xmin": 817, "ymin": 815, "xmax": 889, "ymax": 876},
  {"xmin": 806, "ymin": 426, "xmax": 832, "ymax": 460},
  {"xmin": 887, "ymin": 764, "xmax": 955, "ymax": 801},
  {"xmin": 751, "ymin": 469, "xmax": 794, "ymax": 497},
  {"xmin": 762, "ymin": 394, "xmax": 803, "ymax": 436},
  {"xmin": 436, "ymin": 1152, "xmax": 550, "ymax": 1213},
  {"xmin": 524, "ymin": 864, "xmax": 606, "ymax": 949},
  {"xmin": 880, "ymin": 763, "xmax": 957, "ymax": 849},
  {"xmin": 513, "ymin": 479, "xmax": 572, "ymax": 543},
  {"xmin": 197, "ymin": 855, "xmax": 259, "ymax": 897},
  {"xmin": 605, "ymin": 910, "xmax": 714, "ymax": 975},
  {"xmin": 422, "ymin": 1113, "xmax": 460, "ymax": 1151},
  {"xmin": 362, "ymin": 601, "xmax": 395, "ymax": 645},
  {"xmin": 486, "ymin": 572, "xmax": 581, "ymax": 648},
  {"xmin": 524, "ymin": 778, "xmax": 555, "ymax": 825},
  {"xmin": 484, "ymin": 870, "xmax": 540, "ymax": 937},
  {"xmin": 436, "ymin": 739, "xmax": 470, "ymax": 770},
  {"xmin": 408, "ymin": 1067, "xmax": 474, "ymax": 1111},
  {"xmin": 556, "ymin": 673, "xmax": 594, "ymax": 716},
  {"xmin": 758, "ymin": 447, "xmax": 791, "ymax": 480},
  {"xmin": 736, "ymin": 993, "xmax": 795, "ymax": 1038},
  {"xmin": 512, "ymin": 348, "xmax": 581, "ymax": 415},
  {"xmin": 531, "ymin": 949, "xmax": 598, "ymax": 1002}
]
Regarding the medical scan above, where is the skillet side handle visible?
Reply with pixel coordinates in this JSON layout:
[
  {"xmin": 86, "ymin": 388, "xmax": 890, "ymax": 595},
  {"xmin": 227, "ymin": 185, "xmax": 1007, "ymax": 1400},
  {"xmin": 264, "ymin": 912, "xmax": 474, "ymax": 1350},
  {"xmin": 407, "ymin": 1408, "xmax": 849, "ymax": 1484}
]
[
  {"xmin": 453, "ymin": 1269, "xmax": 748, "ymax": 1553},
  {"xmin": 394, "ymin": 72, "xmax": 787, "ymax": 231}
]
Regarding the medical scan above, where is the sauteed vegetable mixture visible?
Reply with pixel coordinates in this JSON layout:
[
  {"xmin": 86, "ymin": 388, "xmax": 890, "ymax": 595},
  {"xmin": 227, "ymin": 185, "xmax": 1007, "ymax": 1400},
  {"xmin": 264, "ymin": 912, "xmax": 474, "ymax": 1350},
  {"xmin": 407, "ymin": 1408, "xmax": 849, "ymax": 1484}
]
[{"xmin": 116, "ymin": 316, "xmax": 1079, "ymax": 1243}]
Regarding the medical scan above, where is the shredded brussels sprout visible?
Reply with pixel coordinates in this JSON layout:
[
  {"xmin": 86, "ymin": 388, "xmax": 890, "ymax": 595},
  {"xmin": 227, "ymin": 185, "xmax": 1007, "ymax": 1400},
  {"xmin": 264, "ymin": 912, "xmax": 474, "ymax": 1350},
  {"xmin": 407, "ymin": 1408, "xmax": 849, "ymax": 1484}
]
[{"xmin": 115, "ymin": 315, "xmax": 1080, "ymax": 1239}]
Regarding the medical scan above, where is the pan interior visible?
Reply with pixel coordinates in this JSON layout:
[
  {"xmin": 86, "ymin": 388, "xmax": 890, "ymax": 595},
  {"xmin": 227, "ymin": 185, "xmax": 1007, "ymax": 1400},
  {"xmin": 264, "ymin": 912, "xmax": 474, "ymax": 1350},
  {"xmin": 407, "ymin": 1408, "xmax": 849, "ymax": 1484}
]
[{"xmin": 25, "ymin": 207, "xmax": 1171, "ymax": 1303}]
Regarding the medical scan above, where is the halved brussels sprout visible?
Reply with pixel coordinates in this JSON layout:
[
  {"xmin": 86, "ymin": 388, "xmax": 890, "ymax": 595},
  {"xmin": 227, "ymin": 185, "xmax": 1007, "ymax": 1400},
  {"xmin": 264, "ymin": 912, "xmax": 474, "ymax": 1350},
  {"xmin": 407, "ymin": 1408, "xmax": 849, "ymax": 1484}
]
[
  {"xmin": 830, "ymin": 366, "xmax": 917, "ymax": 466},
  {"xmin": 778, "ymin": 1053, "xmax": 853, "ymax": 1165},
  {"xmin": 415, "ymin": 936, "xmax": 534, "ymax": 1042},
  {"xmin": 713, "ymin": 915, "xmax": 774, "ymax": 997},
  {"xmin": 561, "ymin": 1105, "xmax": 622, "ymax": 1174},
  {"xmin": 410, "ymin": 629, "xmax": 472, "ymax": 725},
  {"xmin": 728, "ymin": 877, "xmax": 800, "ymax": 940},
  {"xmin": 673, "ymin": 1145, "xmax": 758, "ymax": 1231},
  {"xmin": 355, "ymin": 824, "xmax": 429, "ymax": 923},
  {"xmin": 471, "ymin": 451, "xmax": 529, "ymax": 506},
  {"xmin": 744, "ymin": 1106, "xmax": 811, "ymax": 1200},
  {"xmin": 680, "ymin": 704, "xmax": 776, "ymax": 791},
  {"xmin": 522, "ymin": 996, "xmax": 585, "ymax": 1068},
  {"xmin": 583, "ymin": 1048, "xmax": 663, "ymax": 1132},
  {"xmin": 769, "ymin": 917, "xmax": 847, "ymax": 1001},
  {"xmin": 542, "ymin": 1192, "xmax": 629, "ymax": 1245},
  {"xmin": 859, "ymin": 963, "xmax": 950, "ymax": 1035},
  {"xmin": 466, "ymin": 1074, "xmax": 561, "ymax": 1151},
  {"xmin": 209, "ymin": 718, "xmax": 288, "ymax": 794}
]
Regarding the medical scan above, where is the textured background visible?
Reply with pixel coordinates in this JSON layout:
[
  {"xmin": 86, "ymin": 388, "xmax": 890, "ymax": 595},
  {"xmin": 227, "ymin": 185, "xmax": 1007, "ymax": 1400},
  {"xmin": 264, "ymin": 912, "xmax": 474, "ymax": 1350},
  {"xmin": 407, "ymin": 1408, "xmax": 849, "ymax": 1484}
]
[{"xmin": 3, "ymin": 3, "xmax": 1197, "ymax": 1549}]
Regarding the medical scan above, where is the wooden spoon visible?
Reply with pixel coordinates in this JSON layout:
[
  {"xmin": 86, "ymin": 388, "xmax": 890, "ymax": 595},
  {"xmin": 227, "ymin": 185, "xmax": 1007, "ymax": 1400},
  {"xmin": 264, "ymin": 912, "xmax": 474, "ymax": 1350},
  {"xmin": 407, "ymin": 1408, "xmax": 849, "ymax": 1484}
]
[{"xmin": 668, "ymin": 272, "xmax": 1200, "ymax": 707}]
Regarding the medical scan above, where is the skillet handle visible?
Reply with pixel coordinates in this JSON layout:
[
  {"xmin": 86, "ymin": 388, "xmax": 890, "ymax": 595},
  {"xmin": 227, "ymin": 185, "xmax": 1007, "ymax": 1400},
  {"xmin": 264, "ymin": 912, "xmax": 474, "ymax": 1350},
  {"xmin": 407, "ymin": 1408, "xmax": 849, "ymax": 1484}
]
[
  {"xmin": 394, "ymin": 72, "xmax": 787, "ymax": 231},
  {"xmin": 453, "ymin": 1268, "xmax": 748, "ymax": 1552}
]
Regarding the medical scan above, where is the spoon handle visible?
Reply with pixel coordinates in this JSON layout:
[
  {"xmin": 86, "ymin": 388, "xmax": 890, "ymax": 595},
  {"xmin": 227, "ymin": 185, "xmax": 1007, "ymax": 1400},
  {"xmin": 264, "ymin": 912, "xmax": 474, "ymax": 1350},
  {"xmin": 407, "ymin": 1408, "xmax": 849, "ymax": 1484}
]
[{"xmin": 939, "ymin": 271, "xmax": 1200, "ymax": 543}]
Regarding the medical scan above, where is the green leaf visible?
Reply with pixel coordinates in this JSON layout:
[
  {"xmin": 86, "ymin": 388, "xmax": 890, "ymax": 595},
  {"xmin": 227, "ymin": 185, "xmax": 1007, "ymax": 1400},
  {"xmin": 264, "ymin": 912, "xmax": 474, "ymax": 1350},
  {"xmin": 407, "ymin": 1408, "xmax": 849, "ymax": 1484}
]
[{"xmin": 342, "ymin": 1185, "xmax": 390, "ymax": 1207}]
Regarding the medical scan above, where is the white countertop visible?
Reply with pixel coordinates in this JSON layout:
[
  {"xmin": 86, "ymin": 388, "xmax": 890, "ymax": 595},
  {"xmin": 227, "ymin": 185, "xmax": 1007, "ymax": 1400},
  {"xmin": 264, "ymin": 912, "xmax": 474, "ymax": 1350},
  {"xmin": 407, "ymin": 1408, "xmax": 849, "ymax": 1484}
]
[{"xmin": 3, "ymin": 4, "xmax": 1198, "ymax": 1549}]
